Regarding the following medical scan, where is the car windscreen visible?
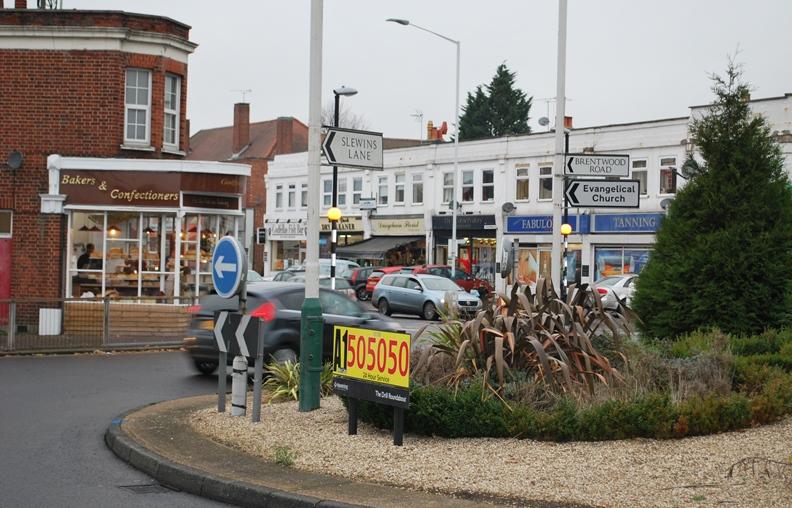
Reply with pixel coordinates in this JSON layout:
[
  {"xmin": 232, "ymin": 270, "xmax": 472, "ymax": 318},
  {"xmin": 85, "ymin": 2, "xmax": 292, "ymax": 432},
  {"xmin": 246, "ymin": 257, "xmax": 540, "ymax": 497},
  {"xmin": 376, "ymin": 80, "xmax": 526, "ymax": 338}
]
[
  {"xmin": 370, "ymin": 271, "xmax": 384, "ymax": 279},
  {"xmin": 596, "ymin": 276, "xmax": 622, "ymax": 287},
  {"xmin": 422, "ymin": 278, "xmax": 461, "ymax": 291},
  {"xmin": 247, "ymin": 270, "xmax": 264, "ymax": 282}
]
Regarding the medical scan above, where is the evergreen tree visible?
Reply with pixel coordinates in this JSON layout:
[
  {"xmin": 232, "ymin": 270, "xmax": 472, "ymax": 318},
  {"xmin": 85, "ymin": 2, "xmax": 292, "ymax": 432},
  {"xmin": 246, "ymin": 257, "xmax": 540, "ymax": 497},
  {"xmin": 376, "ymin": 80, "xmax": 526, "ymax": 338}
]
[
  {"xmin": 458, "ymin": 63, "xmax": 532, "ymax": 141},
  {"xmin": 487, "ymin": 63, "xmax": 532, "ymax": 137},
  {"xmin": 458, "ymin": 86, "xmax": 491, "ymax": 140},
  {"xmin": 632, "ymin": 62, "xmax": 792, "ymax": 339}
]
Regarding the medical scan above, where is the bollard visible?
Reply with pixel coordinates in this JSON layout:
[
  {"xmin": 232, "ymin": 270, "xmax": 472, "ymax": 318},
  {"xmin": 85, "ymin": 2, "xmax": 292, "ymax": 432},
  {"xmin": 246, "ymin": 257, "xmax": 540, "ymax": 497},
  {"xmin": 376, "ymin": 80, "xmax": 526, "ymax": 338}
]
[{"xmin": 231, "ymin": 355, "xmax": 248, "ymax": 416}]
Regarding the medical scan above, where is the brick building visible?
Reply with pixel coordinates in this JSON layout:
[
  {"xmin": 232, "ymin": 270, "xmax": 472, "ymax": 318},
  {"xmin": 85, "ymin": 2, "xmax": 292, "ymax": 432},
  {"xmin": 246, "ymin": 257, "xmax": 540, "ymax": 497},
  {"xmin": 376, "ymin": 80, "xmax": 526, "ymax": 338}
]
[
  {"xmin": 188, "ymin": 107, "xmax": 308, "ymax": 273},
  {"xmin": 0, "ymin": 4, "xmax": 250, "ymax": 326}
]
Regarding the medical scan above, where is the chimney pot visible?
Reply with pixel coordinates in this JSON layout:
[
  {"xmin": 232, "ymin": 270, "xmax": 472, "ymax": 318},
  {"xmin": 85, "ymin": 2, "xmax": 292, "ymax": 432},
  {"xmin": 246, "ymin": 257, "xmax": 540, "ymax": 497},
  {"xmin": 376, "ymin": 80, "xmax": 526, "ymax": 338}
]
[{"xmin": 232, "ymin": 103, "xmax": 250, "ymax": 155}]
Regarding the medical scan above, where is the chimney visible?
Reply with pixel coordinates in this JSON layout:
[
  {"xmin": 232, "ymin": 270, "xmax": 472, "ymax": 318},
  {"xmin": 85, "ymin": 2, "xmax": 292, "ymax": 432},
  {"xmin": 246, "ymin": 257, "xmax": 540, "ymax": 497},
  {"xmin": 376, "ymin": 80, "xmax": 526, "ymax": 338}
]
[
  {"xmin": 15, "ymin": 0, "xmax": 27, "ymax": 8},
  {"xmin": 232, "ymin": 103, "xmax": 250, "ymax": 154},
  {"xmin": 275, "ymin": 117, "xmax": 293, "ymax": 155}
]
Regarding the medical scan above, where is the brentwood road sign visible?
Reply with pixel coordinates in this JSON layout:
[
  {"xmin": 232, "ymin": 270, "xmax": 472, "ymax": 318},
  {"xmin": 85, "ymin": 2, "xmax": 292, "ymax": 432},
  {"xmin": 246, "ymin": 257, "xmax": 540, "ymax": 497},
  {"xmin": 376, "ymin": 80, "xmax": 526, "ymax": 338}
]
[
  {"xmin": 565, "ymin": 154, "xmax": 630, "ymax": 177},
  {"xmin": 322, "ymin": 127, "xmax": 383, "ymax": 170},
  {"xmin": 565, "ymin": 179, "xmax": 640, "ymax": 208}
]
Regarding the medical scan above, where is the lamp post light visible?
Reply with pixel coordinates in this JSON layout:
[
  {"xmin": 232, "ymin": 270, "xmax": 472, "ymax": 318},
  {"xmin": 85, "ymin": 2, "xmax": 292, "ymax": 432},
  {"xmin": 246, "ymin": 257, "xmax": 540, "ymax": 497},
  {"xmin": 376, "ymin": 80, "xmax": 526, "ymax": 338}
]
[
  {"xmin": 330, "ymin": 86, "xmax": 357, "ymax": 290},
  {"xmin": 560, "ymin": 222, "xmax": 572, "ymax": 301},
  {"xmin": 387, "ymin": 17, "xmax": 461, "ymax": 276}
]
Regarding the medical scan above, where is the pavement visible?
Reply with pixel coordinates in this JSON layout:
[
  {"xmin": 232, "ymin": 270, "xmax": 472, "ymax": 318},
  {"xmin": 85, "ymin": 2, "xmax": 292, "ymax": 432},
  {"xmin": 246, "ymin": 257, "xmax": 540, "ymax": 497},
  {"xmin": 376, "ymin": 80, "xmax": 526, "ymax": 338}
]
[{"xmin": 105, "ymin": 395, "xmax": 522, "ymax": 508}]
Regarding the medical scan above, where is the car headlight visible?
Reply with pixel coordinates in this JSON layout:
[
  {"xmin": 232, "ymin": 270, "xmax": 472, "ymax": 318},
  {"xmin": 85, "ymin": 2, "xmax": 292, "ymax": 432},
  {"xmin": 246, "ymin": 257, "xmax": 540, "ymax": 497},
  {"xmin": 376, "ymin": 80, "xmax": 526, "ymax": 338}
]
[{"xmin": 440, "ymin": 297, "xmax": 445, "ymax": 305}]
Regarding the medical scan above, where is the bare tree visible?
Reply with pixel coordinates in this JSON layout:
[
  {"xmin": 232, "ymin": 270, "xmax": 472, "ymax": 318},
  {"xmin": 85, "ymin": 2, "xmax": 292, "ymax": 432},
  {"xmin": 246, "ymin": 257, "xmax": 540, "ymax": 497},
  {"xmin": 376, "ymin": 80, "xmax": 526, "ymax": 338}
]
[{"xmin": 321, "ymin": 100, "xmax": 369, "ymax": 130}]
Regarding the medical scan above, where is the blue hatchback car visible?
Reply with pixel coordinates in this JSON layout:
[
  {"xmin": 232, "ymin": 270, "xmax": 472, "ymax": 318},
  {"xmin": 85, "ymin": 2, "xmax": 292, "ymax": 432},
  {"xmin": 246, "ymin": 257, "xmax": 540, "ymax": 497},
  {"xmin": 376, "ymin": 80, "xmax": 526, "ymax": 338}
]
[{"xmin": 372, "ymin": 273, "xmax": 482, "ymax": 320}]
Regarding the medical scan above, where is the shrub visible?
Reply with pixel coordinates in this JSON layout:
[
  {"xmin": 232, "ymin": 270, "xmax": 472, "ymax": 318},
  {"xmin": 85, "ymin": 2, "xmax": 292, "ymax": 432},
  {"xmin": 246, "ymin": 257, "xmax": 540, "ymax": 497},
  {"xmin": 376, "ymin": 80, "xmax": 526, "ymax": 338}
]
[{"xmin": 263, "ymin": 361, "xmax": 334, "ymax": 402}]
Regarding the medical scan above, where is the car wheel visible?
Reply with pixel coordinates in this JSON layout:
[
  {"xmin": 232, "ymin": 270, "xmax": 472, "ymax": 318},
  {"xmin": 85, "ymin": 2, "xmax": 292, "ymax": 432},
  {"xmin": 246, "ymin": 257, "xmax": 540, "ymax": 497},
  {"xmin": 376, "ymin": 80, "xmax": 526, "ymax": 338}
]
[
  {"xmin": 378, "ymin": 298, "xmax": 392, "ymax": 316},
  {"xmin": 193, "ymin": 359, "xmax": 219, "ymax": 376},
  {"xmin": 356, "ymin": 286, "xmax": 369, "ymax": 301},
  {"xmin": 423, "ymin": 301, "xmax": 438, "ymax": 321},
  {"xmin": 271, "ymin": 348, "xmax": 298, "ymax": 364}
]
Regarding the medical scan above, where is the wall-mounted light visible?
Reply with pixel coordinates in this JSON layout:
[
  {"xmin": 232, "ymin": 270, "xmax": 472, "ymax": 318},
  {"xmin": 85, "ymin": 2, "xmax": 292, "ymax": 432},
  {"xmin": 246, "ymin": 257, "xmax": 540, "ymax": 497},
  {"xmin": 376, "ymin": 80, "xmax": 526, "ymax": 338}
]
[
  {"xmin": 108, "ymin": 225, "xmax": 121, "ymax": 236},
  {"xmin": 144, "ymin": 227, "xmax": 156, "ymax": 235}
]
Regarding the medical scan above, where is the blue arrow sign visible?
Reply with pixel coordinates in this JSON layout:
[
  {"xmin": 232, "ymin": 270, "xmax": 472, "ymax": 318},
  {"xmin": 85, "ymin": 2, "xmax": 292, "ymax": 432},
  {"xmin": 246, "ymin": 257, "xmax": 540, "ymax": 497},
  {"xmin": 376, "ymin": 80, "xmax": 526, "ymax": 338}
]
[{"xmin": 211, "ymin": 237, "xmax": 246, "ymax": 299}]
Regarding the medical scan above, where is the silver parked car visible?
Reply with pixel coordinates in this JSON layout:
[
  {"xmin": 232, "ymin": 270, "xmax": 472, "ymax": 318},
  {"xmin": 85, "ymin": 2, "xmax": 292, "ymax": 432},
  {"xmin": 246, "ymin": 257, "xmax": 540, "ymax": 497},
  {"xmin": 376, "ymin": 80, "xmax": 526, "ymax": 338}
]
[
  {"xmin": 593, "ymin": 274, "xmax": 638, "ymax": 310},
  {"xmin": 372, "ymin": 273, "xmax": 482, "ymax": 320}
]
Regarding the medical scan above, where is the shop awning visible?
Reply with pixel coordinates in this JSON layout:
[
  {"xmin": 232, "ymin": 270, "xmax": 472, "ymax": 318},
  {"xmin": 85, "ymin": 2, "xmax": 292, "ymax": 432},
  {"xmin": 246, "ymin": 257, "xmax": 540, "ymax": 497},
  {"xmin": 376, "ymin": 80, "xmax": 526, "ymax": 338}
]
[{"xmin": 336, "ymin": 236, "xmax": 423, "ymax": 260}]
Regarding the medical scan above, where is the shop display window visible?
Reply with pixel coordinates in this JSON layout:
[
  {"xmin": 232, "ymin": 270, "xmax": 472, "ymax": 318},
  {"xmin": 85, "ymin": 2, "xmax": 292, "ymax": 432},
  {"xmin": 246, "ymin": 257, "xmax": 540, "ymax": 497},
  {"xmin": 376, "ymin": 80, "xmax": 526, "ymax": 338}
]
[
  {"xmin": 68, "ymin": 210, "xmax": 240, "ymax": 301},
  {"xmin": 594, "ymin": 247, "xmax": 651, "ymax": 281}
]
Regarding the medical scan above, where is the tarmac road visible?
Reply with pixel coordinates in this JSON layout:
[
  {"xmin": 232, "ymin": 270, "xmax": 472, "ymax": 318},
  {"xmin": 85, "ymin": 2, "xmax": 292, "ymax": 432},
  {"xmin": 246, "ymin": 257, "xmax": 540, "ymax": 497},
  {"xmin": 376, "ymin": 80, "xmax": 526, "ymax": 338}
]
[{"xmin": 0, "ymin": 351, "xmax": 227, "ymax": 507}]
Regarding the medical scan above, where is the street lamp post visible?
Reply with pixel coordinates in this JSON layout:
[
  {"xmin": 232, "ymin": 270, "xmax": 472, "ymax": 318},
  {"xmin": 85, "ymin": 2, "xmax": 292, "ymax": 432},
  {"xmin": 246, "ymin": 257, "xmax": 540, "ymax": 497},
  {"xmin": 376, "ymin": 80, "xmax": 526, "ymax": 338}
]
[
  {"xmin": 330, "ymin": 86, "xmax": 357, "ymax": 290},
  {"xmin": 387, "ymin": 18, "xmax": 461, "ymax": 276},
  {"xmin": 551, "ymin": 0, "xmax": 568, "ymax": 296}
]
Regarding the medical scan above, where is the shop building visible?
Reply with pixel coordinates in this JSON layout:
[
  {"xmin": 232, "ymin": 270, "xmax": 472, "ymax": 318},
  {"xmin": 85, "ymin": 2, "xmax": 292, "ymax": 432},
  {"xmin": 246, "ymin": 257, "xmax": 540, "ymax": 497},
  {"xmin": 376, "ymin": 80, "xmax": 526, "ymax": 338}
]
[
  {"xmin": 265, "ymin": 94, "xmax": 792, "ymax": 292},
  {"xmin": 0, "ymin": 6, "xmax": 251, "ymax": 313},
  {"xmin": 187, "ymin": 106, "xmax": 308, "ymax": 274}
]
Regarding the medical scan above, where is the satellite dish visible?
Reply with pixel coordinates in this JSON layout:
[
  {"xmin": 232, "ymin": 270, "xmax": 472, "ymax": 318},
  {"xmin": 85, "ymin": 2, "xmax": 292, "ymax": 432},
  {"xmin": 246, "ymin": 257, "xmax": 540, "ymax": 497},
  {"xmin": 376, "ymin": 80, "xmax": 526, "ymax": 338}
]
[
  {"xmin": 538, "ymin": 117, "xmax": 550, "ymax": 127},
  {"xmin": 660, "ymin": 198, "xmax": 674, "ymax": 210},
  {"xmin": 501, "ymin": 202, "xmax": 515, "ymax": 213},
  {"xmin": 7, "ymin": 150, "xmax": 23, "ymax": 169}
]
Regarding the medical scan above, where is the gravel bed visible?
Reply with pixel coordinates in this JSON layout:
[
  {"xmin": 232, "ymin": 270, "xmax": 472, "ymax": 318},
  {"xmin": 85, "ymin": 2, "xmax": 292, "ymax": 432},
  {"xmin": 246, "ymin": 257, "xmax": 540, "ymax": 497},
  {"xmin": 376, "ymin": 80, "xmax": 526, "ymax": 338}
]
[{"xmin": 189, "ymin": 395, "xmax": 792, "ymax": 507}]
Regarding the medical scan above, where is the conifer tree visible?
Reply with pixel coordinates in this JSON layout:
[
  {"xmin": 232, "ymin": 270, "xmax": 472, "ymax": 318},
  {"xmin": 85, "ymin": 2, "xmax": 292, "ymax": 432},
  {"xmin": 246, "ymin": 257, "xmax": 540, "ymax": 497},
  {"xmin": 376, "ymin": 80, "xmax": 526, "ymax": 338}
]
[
  {"xmin": 458, "ymin": 63, "xmax": 532, "ymax": 140},
  {"xmin": 458, "ymin": 86, "xmax": 491, "ymax": 140},
  {"xmin": 632, "ymin": 62, "xmax": 792, "ymax": 338}
]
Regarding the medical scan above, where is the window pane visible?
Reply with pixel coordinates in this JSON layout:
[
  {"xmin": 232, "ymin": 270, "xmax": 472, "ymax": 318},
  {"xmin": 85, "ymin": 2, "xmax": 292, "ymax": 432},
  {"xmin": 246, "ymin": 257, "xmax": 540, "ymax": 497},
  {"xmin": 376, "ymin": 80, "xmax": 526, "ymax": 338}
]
[
  {"xmin": 516, "ymin": 179, "xmax": 529, "ymax": 200},
  {"xmin": 136, "ymin": 125, "xmax": 145, "ymax": 140},
  {"xmin": 483, "ymin": 185, "xmax": 494, "ymax": 202},
  {"xmin": 632, "ymin": 160, "xmax": 647, "ymax": 169},
  {"xmin": 0, "ymin": 210, "xmax": 10, "ymax": 235},
  {"xmin": 137, "ymin": 88, "xmax": 148, "ymax": 106},
  {"xmin": 444, "ymin": 173, "xmax": 453, "ymax": 186},
  {"xmin": 463, "ymin": 171, "xmax": 473, "ymax": 185},
  {"xmin": 517, "ymin": 168, "xmax": 529, "ymax": 177},
  {"xmin": 483, "ymin": 170, "xmax": 493, "ymax": 184},
  {"xmin": 353, "ymin": 177, "xmax": 362, "ymax": 191},
  {"xmin": 540, "ymin": 166, "xmax": 552, "ymax": 175},
  {"xmin": 660, "ymin": 157, "xmax": 676, "ymax": 166},
  {"xmin": 540, "ymin": 177, "xmax": 552, "ymax": 199},
  {"xmin": 634, "ymin": 170, "xmax": 648, "ymax": 195}
]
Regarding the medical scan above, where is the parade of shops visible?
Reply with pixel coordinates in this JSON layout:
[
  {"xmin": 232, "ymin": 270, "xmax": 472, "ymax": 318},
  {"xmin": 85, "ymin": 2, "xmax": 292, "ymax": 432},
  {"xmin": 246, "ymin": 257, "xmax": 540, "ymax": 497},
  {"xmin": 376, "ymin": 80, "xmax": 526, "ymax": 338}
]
[{"xmin": 263, "ymin": 94, "xmax": 792, "ymax": 294}]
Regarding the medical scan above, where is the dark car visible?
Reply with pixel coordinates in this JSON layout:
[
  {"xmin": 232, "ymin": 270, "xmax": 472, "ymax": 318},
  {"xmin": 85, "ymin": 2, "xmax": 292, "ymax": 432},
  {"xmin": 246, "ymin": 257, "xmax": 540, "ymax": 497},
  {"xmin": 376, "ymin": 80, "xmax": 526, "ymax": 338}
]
[
  {"xmin": 403, "ymin": 265, "xmax": 494, "ymax": 297},
  {"xmin": 183, "ymin": 282, "xmax": 399, "ymax": 375},
  {"xmin": 349, "ymin": 266, "xmax": 376, "ymax": 301}
]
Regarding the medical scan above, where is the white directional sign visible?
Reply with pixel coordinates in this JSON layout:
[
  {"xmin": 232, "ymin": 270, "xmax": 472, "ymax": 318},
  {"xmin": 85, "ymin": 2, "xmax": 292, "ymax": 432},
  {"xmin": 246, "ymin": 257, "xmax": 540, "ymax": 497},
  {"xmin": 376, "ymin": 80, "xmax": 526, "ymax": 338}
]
[
  {"xmin": 565, "ymin": 154, "xmax": 630, "ymax": 177},
  {"xmin": 214, "ymin": 311, "xmax": 229, "ymax": 353},
  {"xmin": 565, "ymin": 179, "xmax": 640, "ymax": 208},
  {"xmin": 235, "ymin": 315, "xmax": 252, "ymax": 357},
  {"xmin": 322, "ymin": 127, "xmax": 383, "ymax": 170}
]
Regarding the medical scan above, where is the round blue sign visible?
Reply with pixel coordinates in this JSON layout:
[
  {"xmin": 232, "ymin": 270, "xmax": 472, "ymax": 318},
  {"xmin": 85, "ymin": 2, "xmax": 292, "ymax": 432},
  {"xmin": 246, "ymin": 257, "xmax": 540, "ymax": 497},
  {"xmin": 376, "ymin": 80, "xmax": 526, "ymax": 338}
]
[{"xmin": 211, "ymin": 237, "xmax": 247, "ymax": 299}]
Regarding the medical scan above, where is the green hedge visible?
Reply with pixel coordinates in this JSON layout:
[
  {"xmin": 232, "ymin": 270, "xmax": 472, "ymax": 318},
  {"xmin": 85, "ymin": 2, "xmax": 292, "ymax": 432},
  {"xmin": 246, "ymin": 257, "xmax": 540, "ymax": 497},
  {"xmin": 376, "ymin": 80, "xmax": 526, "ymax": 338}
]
[{"xmin": 353, "ymin": 328, "xmax": 792, "ymax": 442}]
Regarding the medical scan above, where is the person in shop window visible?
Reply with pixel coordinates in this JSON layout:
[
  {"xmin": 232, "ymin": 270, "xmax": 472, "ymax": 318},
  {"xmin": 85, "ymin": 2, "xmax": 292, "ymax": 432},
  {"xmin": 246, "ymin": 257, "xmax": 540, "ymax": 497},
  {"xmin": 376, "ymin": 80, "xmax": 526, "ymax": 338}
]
[{"xmin": 77, "ymin": 243, "xmax": 95, "ymax": 270}]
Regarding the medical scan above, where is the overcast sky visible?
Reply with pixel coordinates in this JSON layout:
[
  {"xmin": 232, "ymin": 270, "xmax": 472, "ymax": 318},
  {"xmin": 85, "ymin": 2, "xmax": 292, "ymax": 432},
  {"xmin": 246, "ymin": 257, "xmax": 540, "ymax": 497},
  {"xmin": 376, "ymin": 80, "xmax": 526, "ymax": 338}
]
[{"xmin": 73, "ymin": 0, "xmax": 792, "ymax": 139}]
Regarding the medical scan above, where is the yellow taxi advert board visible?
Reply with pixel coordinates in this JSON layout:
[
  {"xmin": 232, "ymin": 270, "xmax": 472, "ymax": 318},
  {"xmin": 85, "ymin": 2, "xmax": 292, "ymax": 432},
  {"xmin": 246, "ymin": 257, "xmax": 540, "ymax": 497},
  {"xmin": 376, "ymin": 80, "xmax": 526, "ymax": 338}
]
[{"xmin": 332, "ymin": 325, "xmax": 411, "ymax": 389}]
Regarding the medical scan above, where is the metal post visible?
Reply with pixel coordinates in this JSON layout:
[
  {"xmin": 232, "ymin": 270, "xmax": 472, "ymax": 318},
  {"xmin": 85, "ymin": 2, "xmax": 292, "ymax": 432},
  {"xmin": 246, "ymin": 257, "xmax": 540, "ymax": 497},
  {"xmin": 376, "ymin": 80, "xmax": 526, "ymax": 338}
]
[
  {"xmin": 252, "ymin": 320, "xmax": 265, "ymax": 422},
  {"xmin": 102, "ymin": 296, "xmax": 110, "ymax": 346},
  {"xmin": 217, "ymin": 350, "xmax": 227, "ymax": 412},
  {"xmin": 551, "ymin": 0, "xmax": 568, "ymax": 295},
  {"xmin": 330, "ymin": 92, "xmax": 340, "ymax": 290},
  {"xmin": 450, "ymin": 40, "xmax": 460, "ymax": 278},
  {"xmin": 562, "ymin": 130, "xmax": 570, "ymax": 301},
  {"xmin": 8, "ymin": 301, "xmax": 16, "ymax": 351},
  {"xmin": 300, "ymin": 0, "xmax": 324, "ymax": 412}
]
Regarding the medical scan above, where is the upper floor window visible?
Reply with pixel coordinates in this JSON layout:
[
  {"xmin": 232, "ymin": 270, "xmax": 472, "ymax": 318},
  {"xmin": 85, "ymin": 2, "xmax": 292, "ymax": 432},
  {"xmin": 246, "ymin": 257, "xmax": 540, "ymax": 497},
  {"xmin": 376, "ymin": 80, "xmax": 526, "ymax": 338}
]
[
  {"xmin": 352, "ymin": 177, "xmax": 363, "ymax": 205},
  {"xmin": 516, "ymin": 166, "xmax": 530, "ymax": 200},
  {"xmin": 275, "ymin": 185, "xmax": 283, "ymax": 209},
  {"xmin": 338, "ymin": 177, "xmax": 347, "ymax": 207},
  {"xmin": 378, "ymin": 176, "xmax": 389, "ymax": 205},
  {"xmin": 442, "ymin": 172, "xmax": 454, "ymax": 203},
  {"xmin": 125, "ymin": 69, "xmax": 151, "ymax": 144},
  {"xmin": 287, "ymin": 184, "xmax": 296, "ymax": 208},
  {"xmin": 323, "ymin": 179, "xmax": 332, "ymax": 207},
  {"xmin": 539, "ymin": 165, "xmax": 553, "ymax": 200},
  {"xmin": 632, "ymin": 159, "xmax": 648, "ymax": 196},
  {"xmin": 659, "ymin": 156, "xmax": 677, "ymax": 194},
  {"xmin": 394, "ymin": 173, "xmax": 405, "ymax": 204},
  {"xmin": 163, "ymin": 74, "xmax": 180, "ymax": 149},
  {"xmin": 482, "ymin": 170, "xmax": 494, "ymax": 202},
  {"xmin": 412, "ymin": 173, "xmax": 423, "ymax": 204},
  {"xmin": 461, "ymin": 170, "xmax": 474, "ymax": 202},
  {"xmin": 301, "ymin": 183, "xmax": 308, "ymax": 208}
]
